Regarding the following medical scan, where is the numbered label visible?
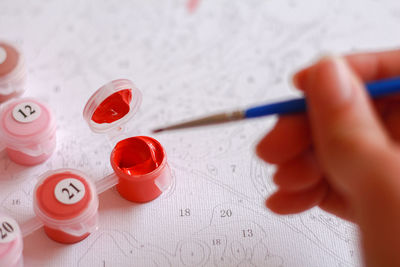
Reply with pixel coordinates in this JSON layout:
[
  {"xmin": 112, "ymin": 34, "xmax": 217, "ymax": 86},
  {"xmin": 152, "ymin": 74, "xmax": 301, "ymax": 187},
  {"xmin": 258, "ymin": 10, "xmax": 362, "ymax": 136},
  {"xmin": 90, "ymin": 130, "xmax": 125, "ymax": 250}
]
[
  {"xmin": 220, "ymin": 209, "xmax": 232, "ymax": 217},
  {"xmin": 0, "ymin": 217, "xmax": 19, "ymax": 243},
  {"xmin": 242, "ymin": 229, "xmax": 254, "ymax": 238},
  {"xmin": 212, "ymin": 239, "xmax": 221, "ymax": 246},
  {"xmin": 12, "ymin": 102, "xmax": 41, "ymax": 123},
  {"xmin": 54, "ymin": 178, "xmax": 86, "ymax": 205},
  {"xmin": 179, "ymin": 208, "xmax": 191, "ymax": 217}
]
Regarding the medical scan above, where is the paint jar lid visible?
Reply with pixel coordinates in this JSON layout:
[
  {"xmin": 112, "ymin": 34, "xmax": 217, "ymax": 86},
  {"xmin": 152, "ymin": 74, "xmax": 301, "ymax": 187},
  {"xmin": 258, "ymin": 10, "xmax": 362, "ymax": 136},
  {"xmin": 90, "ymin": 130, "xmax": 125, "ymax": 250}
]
[
  {"xmin": 33, "ymin": 169, "xmax": 99, "ymax": 236},
  {"xmin": 0, "ymin": 214, "xmax": 23, "ymax": 267},
  {"xmin": 0, "ymin": 97, "xmax": 56, "ymax": 155},
  {"xmin": 0, "ymin": 42, "xmax": 27, "ymax": 102},
  {"xmin": 83, "ymin": 79, "xmax": 142, "ymax": 134}
]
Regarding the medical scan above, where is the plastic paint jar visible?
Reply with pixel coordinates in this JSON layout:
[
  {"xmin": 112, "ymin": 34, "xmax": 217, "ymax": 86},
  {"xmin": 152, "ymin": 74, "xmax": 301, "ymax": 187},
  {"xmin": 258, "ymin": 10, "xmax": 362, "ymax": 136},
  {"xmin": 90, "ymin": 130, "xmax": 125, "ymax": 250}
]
[
  {"xmin": 33, "ymin": 169, "xmax": 99, "ymax": 244},
  {"xmin": 0, "ymin": 42, "xmax": 27, "ymax": 102},
  {"xmin": 83, "ymin": 79, "xmax": 172, "ymax": 203},
  {"xmin": 0, "ymin": 97, "xmax": 56, "ymax": 165},
  {"xmin": 111, "ymin": 136, "xmax": 171, "ymax": 202},
  {"xmin": 0, "ymin": 214, "xmax": 23, "ymax": 267}
]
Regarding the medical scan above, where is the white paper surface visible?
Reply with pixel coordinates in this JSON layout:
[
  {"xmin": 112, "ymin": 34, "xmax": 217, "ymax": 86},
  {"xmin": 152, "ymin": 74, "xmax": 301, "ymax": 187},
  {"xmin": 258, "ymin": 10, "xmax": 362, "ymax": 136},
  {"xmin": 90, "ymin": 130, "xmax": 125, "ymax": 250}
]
[{"xmin": 1, "ymin": 0, "xmax": 400, "ymax": 266}]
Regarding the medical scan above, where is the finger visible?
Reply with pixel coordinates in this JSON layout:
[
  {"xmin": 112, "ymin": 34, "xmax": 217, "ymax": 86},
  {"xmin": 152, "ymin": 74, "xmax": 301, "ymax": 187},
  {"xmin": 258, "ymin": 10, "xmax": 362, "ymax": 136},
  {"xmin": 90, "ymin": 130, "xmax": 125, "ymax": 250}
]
[
  {"xmin": 295, "ymin": 56, "xmax": 389, "ymax": 194},
  {"xmin": 266, "ymin": 181, "xmax": 328, "ymax": 215},
  {"xmin": 273, "ymin": 150, "xmax": 323, "ymax": 191},
  {"xmin": 293, "ymin": 49, "xmax": 400, "ymax": 88},
  {"xmin": 346, "ymin": 49, "xmax": 400, "ymax": 82},
  {"xmin": 318, "ymin": 187, "xmax": 354, "ymax": 222},
  {"xmin": 256, "ymin": 114, "xmax": 311, "ymax": 164}
]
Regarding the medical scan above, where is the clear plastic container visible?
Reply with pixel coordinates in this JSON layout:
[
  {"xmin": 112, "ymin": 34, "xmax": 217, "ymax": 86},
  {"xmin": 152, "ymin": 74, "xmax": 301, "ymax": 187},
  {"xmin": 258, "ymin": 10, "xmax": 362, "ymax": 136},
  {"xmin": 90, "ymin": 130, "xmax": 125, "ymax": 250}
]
[
  {"xmin": 110, "ymin": 136, "xmax": 171, "ymax": 202},
  {"xmin": 83, "ymin": 79, "xmax": 172, "ymax": 203},
  {"xmin": 33, "ymin": 169, "xmax": 99, "ymax": 244},
  {"xmin": 0, "ymin": 214, "xmax": 23, "ymax": 267},
  {"xmin": 0, "ymin": 97, "xmax": 56, "ymax": 165},
  {"xmin": 0, "ymin": 172, "xmax": 121, "ymax": 263},
  {"xmin": 0, "ymin": 42, "xmax": 27, "ymax": 103}
]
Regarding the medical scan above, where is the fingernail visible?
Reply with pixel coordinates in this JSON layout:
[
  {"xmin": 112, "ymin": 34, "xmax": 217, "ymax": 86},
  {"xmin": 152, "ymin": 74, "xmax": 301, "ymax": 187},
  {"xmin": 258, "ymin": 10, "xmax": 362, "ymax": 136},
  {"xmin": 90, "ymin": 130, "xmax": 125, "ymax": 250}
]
[
  {"xmin": 292, "ymin": 68, "xmax": 309, "ymax": 90},
  {"xmin": 292, "ymin": 52, "xmax": 335, "ymax": 90}
]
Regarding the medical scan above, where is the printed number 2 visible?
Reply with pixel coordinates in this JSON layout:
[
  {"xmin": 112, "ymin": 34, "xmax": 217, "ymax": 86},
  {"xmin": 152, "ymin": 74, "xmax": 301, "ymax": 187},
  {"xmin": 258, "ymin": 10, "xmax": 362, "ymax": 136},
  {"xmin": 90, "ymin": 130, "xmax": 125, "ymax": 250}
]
[
  {"xmin": 0, "ymin": 222, "xmax": 14, "ymax": 240},
  {"xmin": 18, "ymin": 105, "xmax": 35, "ymax": 119},
  {"xmin": 62, "ymin": 183, "xmax": 81, "ymax": 200}
]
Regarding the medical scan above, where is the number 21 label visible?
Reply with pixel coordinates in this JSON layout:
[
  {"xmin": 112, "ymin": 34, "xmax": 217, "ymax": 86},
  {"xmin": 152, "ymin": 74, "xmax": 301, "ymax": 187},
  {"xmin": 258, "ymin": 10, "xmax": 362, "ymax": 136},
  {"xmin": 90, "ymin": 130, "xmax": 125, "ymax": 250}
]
[
  {"xmin": 0, "ymin": 216, "xmax": 19, "ymax": 243},
  {"xmin": 54, "ymin": 178, "xmax": 86, "ymax": 205},
  {"xmin": 12, "ymin": 102, "xmax": 41, "ymax": 123}
]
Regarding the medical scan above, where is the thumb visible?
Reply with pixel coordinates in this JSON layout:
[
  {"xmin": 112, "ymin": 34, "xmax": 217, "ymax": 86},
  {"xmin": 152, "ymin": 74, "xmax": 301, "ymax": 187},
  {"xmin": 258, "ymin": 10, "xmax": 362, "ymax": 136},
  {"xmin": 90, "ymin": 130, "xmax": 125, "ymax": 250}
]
[{"xmin": 296, "ymin": 56, "xmax": 393, "ymax": 195}]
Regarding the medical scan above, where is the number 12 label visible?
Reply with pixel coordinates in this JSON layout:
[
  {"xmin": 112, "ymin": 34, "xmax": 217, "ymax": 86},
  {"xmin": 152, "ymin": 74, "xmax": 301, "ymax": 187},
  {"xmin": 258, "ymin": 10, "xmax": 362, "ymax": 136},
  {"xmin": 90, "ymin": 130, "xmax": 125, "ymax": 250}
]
[
  {"xmin": 12, "ymin": 102, "xmax": 41, "ymax": 123},
  {"xmin": 54, "ymin": 178, "xmax": 86, "ymax": 205},
  {"xmin": 0, "ymin": 216, "xmax": 19, "ymax": 243}
]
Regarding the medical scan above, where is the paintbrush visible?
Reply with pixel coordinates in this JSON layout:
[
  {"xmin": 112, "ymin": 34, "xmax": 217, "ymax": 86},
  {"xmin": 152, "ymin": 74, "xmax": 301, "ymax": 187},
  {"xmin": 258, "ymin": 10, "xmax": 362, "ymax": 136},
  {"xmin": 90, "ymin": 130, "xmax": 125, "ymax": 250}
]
[{"xmin": 152, "ymin": 76, "xmax": 400, "ymax": 133}]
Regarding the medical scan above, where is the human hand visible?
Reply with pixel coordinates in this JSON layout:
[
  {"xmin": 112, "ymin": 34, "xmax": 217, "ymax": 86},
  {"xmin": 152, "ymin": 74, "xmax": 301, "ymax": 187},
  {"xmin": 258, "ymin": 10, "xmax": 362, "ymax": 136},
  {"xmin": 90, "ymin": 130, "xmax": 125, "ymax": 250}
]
[{"xmin": 256, "ymin": 50, "xmax": 400, "ymax": 266}]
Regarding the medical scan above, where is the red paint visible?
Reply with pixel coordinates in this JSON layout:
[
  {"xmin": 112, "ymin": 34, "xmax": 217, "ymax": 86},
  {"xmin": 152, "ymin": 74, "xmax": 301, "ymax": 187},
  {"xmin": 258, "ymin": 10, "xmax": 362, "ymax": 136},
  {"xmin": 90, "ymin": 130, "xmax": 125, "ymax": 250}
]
[
  {"xmin": 187, "ymin": 0, "xmax": 201, "ymax": 13},
  {"xmin": 111, "ymin": 136, "xmax": 168, "ymax": 203},
  {"xmin": 35, "ymin": 172, "xmax": 92, "ymax": 244},
  {"xmin": 113, "ymin": 136, "xmax": 162, "ymax": 175},
  {"xmin": 0, "ymin": 43, "xmax": 19, "ymax": 77},
  {"xmin": 43, "ymin": 228, "xmax": 90, "ymax": 244},
  {"xmin": 91, "ymin": 89, "xmax": 132, "ymax": 124}
]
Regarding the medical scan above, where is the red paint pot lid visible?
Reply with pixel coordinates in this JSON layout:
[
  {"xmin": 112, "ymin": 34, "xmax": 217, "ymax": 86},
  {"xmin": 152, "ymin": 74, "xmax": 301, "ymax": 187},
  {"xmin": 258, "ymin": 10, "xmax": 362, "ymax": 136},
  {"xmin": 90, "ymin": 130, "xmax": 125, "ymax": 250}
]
[
  {"xmin": 83, "ymin": 79, "xmax": 142, "ymax": 133},
  {"xmin": 33, "ymin": 169, "xmax": 98, "ymax": 228}
]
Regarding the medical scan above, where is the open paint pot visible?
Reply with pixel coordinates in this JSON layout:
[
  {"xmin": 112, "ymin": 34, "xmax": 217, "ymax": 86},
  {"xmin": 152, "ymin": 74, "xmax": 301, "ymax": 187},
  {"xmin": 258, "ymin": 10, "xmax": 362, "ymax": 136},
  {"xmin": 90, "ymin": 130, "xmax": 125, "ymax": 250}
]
[
  {"xmin": 0, "ymin": 42, "xmax": 27, "ymax": 102},
  {"xmin": 33, "ymin": 169, "xmax": 99, "ymax": 244},
  {"xmin": 0, "ymin": 214, "xmax": 23, "ymax": 267},
  {"xmin": 83, "ymin": 79, "xmax": 172, "ymax": 203},
  {"xmin": 0, "ymin": 97, "xmax": 56, "ymax": 165}
]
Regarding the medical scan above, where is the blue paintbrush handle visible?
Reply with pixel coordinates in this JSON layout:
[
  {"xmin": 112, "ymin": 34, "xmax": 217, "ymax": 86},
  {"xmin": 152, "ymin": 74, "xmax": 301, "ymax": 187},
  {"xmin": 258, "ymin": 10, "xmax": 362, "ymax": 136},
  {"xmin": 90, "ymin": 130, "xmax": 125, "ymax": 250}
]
[{"xmin": 244, "ymin": 76, "xmax": 400, "ymax": 118}]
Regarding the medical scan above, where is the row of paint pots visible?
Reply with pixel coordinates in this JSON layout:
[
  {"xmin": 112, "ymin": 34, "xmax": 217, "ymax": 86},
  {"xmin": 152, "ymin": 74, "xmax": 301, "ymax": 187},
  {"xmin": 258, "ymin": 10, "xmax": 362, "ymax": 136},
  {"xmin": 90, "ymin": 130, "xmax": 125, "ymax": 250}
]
[
  {"xmin": 1, "ymin": 163, "xmax": 172, "ymax": 266},
  {"xmin": 0, "ymin": 42, "xmax": 173, "ymax": 266},
  {"xmin": 0, "ymin": 79, "xmax": 172, "ymax": 266},
  {"xmin": 0, "ymin": 41, "xmax": 56, "ymax": 165}
]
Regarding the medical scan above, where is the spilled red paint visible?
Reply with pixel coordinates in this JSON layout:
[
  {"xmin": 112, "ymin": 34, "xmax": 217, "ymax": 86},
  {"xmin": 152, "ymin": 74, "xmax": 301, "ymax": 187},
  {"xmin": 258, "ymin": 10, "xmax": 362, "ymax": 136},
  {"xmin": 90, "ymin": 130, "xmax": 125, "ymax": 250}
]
[
  {"xmin": 187, "ymin": 0, "xmax": 201, "ymax": 13},
  {"xmin": 112, "ymin": 136, "xmax": 163, "ymax": 176},
  {"xmin": 91, "ymin": 89, "xmax": 132, "ymax": 124}
]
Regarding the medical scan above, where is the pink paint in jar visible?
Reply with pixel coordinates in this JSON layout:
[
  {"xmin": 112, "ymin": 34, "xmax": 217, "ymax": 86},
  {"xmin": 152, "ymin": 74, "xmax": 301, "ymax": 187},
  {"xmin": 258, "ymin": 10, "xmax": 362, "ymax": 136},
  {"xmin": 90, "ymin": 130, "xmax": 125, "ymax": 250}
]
[
  {"xmin": 0, "ymin": 97, "xmax": 56, "ymax": 165},
  {"xmin": 0, "ymin": 42, "xmax": 27, "ymax": 103},
  {"xmin": 0, "ymin": 214, "xmax": 23, "ymax": 267}
]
